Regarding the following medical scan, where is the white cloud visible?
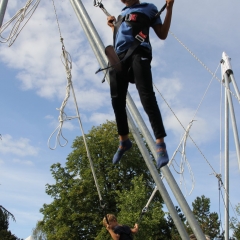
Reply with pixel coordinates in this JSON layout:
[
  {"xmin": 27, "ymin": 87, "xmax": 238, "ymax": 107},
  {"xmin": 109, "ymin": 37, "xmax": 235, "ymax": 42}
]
[
  {"xmin": 0, "ymin": 134, "xmax": 39, "ymax": 157},
  {"xmin": 13, "ymin": 158, "xmax": 34, "ymax": 166},
  {"xmin": 89, "ymin": 112, "xmax": 115, "ymax": 125}
]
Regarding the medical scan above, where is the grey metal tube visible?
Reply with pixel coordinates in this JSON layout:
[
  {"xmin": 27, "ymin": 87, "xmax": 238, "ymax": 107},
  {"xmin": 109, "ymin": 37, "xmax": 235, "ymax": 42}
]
[
  {"xmin": 70, "ymin": 0, "xmax": 107, "ymax": 69},
  {"xmin": 126, "ymin": 94, "xmax": 206, "ymax": 240},
  {"xmin": 126, "ymin": 110, "xmax": 190, "ymax": 239},
  {"xmin": 230, "ymin": 74, "xmax": 240, "ymax": 104},
  {"xmin": 224, "ymin": 75, "xmax": 229, "ymax": 240},
  {"xmin": 224, "ymin": 73, "xmax": 240, "ymax": 170},
  {"xmin": 0, "ymin": 0, "xmax": 8, "ymax": 28},
  {"xmin": 69, "ymin": 0, "xmax": 203, "ymax": 238},
  {"xmin": 69, "ymin": 1, "xmax": 189, "ymax": 237}
]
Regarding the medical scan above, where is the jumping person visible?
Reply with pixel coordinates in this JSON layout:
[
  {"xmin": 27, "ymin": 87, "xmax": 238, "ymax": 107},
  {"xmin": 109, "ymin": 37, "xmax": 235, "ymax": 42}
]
[
  {"xmin": 103, "ymin": 214, "xmax": 138, "ymax": 240},
  {"xmin": 106, "ymin": 0, "xmax": 174, "ymax": 169}
]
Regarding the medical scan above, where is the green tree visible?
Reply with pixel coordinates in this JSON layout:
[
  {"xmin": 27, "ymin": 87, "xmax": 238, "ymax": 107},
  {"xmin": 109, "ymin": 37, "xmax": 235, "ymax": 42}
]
[
  {"xmin": 187, "ymin": 195, "xmax": 220, "ymax": 239},
  {"xmin": 230, "ymin": 203, "xmax": 240, "ymax": 239},
  {"xmin": 166, "ymin": 206, "xmax": 186, "ymax": 240},
  {"xmin": 32, "ymin": 220, "xmax": 47, "ymax": 240},
  {"xmin": 40, "ymin": 121, "xmax": 160, "ymax": 239},
  {"xmin": 96, "ymin": 175, "xmax": 169, "ymax": 240},
  {"xmin": 0, "ymin": 206, "xmax": 23, "ymax": 240}
]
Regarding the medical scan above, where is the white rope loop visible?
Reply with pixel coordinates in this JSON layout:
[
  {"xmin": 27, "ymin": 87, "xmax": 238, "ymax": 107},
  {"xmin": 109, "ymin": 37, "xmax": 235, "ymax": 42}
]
[
  {"xmin": 0, "ymin": 0, "xmax": 41, "ymax": 46},
  {"xmin": 47, "ymin": 40, "xmax": 73, "ymax": 150},
  {"xmin": 48, "ymin": 0, "xmax": 104, "ymax": 203}
]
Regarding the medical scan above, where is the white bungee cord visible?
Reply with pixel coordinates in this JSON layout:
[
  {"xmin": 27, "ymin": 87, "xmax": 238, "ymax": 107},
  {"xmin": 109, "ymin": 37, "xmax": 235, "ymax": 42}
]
[{"xmin": 0, "ymin": 0, "xmax": 41, "ymax": 46}]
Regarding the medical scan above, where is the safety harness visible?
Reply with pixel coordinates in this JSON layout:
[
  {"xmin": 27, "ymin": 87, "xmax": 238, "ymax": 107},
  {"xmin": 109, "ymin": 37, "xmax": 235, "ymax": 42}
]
[
  {"xmin": 113, "ymin": 12, "xmax": 152, "ymax": 61},
  {"xmin": 97, "ymin": 11, "xmax": 154, "ymax": 97},
  {"xmin": 95, "ymin": 1, "xmax": 167, "ymax": 97}
]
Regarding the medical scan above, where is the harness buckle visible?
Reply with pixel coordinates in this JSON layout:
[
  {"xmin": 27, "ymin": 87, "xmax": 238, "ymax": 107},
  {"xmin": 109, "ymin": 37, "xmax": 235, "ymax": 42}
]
[
  {"xmin": 125, "ymin": 13, "xmax": 137, "ymax": 22},
  {"xmin": 135, "ymin": 31, "xmax": 147, "ymax": 43}
]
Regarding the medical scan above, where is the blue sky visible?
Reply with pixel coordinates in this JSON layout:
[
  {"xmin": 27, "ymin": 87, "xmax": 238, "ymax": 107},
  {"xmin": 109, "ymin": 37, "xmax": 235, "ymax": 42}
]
[{"xmin": 0, "ymin": 0, "xmax": 240, "ymax": 239}]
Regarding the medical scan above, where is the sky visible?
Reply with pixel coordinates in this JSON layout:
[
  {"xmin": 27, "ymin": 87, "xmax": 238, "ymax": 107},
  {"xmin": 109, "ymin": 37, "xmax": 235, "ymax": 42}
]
[{"xmin": 0, "ymin": 0, "xmax": 240, "ymax": 239}]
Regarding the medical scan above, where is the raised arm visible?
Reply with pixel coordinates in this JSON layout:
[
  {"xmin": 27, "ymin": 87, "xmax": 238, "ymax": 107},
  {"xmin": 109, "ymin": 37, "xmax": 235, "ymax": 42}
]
[
  {"xmin": 153, "ymin": 0, "xmax": 174, "ymax": 40},
  {"xmin": 107, "ymin": 16, "xmax": 116, "ymax": 32},
  {"xmin": 106, "ymin": 225, "xmax": 120, "ymax": 240},
  {"xmin": 131, "ymin": 223, "xmax": 139, "ymax": 234}
]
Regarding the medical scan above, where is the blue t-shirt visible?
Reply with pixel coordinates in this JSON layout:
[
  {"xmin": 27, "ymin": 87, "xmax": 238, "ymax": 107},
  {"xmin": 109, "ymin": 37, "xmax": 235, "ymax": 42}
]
[{"xmin": 115, "ymin": 2, "xmax": 162, "ymax": 54}]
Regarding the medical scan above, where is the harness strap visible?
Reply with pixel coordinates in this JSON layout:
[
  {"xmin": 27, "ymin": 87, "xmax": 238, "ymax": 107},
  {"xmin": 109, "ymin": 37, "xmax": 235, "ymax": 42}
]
[{"xmin": 113, "ymin": 12, "xmax": 151, "ymax": 48}]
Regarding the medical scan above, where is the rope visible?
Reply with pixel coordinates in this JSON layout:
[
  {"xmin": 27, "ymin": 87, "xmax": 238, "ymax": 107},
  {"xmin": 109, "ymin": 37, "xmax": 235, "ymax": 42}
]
[
  {"xmin": 138, "ymin": 121, "xmax": 195, "ymax": 217},
  {"xmin": 216, "ymin": 174, "xmax": 240, "ymax": 222},
  {"xmin": 170, "ymin": 31, "xmax": 240, "ymax": 103},
  {"xmin": 218, "ymin": 178, "xmax": 224, "ymax": 234},
  {"xmin": 48, "ymin": 0, "xmax": 105, "ymax": 209},
  {"xmin": 47, "ymin": 40, "xmax": 75, "ymax": 150},
  {"xmin": 153, "ymin": 63, "xmax": 221, "ymax": 178},
  {"xmin": 220, "ymin": 80, "xmax": 223, "ymax": 175},
  {"xmin": 0, "ymin": 0, "xmax": 40, "ymax": 46}
]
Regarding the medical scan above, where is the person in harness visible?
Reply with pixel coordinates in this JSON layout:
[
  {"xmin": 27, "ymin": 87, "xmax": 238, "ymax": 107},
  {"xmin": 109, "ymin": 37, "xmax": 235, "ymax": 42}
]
[
  {"xmin": 107, "ymin": 0, "xmax": 174, "ymax": 169},
  {"xmin": 103, "ymin": 214, "xmax": 138, "ymax": 240}
]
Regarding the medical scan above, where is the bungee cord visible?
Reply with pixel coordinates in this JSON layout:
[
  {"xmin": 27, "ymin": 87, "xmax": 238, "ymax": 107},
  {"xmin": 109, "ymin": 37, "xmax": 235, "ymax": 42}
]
[
  {"xmin": 217, "ymin": 175, "xmax": 240, "ymax": 226},
  {"xmin": 94, "ymin": 0, "xmax": 239, "ymax": 224},
  {"xmin": 141, "ymin": 64, "xmax": 223, "ymax": 216},
  {"xmin": 170, "ymin": 31, "xmax": 240, "ymax": 103},
  {"xmin": 48, "ymin": 0, "xmax": 108, "ymax": 220},
  {"xmin": 94, "ymin": 0, "xmax": 228, "ymax": 184},
  {"xmin": 0, "ymin": 0, "xmax": 40, "ymax": 46},
  {"xmin": 138, "ymin": 121, "xmax": 195, "ymax": 218},
  {"xmin": 153, "ymin": 63, "xmax": 221, "ymax": 178}
]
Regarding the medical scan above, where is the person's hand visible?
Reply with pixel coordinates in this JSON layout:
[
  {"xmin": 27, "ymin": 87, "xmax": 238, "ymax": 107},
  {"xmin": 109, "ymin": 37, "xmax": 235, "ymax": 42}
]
[
  {"xmin": 107, "ymin": 16, "xmax": 116, "ymax": 28},
  {"xmin": 134, "ymin": 223, "xmax": 139, "ymax": 230},
  {"xmin": 166, "ymin": 0, "xmax": 174, "ymax": 9},
  {"xmin": 106, "ymin": 224, "xmax": 112, "ymax": 231}
]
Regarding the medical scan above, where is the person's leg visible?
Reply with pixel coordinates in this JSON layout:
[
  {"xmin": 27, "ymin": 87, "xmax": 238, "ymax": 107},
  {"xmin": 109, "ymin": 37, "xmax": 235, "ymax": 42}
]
[
  {"xmin": 131, "ymin": 48, "xmax": 169, "ymax": 168},
  {"xmin": 111, "ymin": 69, "xmax": 132, "ymax": 164},
  {"xmin": 111, "ymin": 69, "xmax": 129, "ymax": 136}
]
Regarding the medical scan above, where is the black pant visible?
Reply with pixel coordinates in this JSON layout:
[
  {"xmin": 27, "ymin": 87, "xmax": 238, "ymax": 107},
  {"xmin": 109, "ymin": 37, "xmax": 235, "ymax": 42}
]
[{"xmin": 111, "ymin": 47, "xmax": 167, "ymax": 139}]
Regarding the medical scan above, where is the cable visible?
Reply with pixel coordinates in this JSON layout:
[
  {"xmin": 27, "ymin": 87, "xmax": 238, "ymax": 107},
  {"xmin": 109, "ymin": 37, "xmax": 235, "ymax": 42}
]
[
  {"xmin": 0, "ymin": 0, "xmax": 41, "ymax": 46},
  {"xmin": 153, "ymin": 63, "xmax": 221, "ymax": 177},
  {"xmin": 170, "ymin": 31, "xmax": 240, "ymax": 102},
  {"xmin": 49, "ymin": 0, "xmax": 106, "ymax": 211}
]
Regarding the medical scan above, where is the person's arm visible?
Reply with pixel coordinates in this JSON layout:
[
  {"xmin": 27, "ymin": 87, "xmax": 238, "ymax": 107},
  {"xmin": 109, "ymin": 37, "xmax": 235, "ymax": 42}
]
[
  {"xmin": 106, "ymin": 225, "xmax": 120, "ymax": 240},
  {"xmin": 131, "ymin": 223, "xmax": 139, "ymax": 234},
  {"xmin": 107, "ymin": 16, "xmax": 116, "ymax": 32},
  {"xmin": 153, "ymin": 0, "xmax": 174, "ymax": 40}
]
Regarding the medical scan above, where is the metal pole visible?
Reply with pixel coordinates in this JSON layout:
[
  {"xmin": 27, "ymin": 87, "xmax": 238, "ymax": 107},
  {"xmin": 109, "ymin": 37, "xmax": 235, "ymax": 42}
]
[
  {"xmin": 224, "ymin": 76, "xmax": 229, "ymax": 240},
  {"xmin": 69, "ymin": 1, "xmax": 205, "ymax": 239},
  {"xmin": 221, "ymin": 51, "xmax": 240, "ymax": 239},
  {"xmin": 0, "ymin": 0, "xmax": 8, "ymax": 28},
  {"xmin": 222, "ymin": 52, "xmax": 240, "ymax": 103},
  {"xmin": 126, "ymin": 94, "xmax": 206, "ymax": 239},
  {"xmin": 126, "ymin": 110, "xmax": 190, "ymax": 239},
  {"xmin": 224, "ymin": 73, "xmax": 240, "ymax": 169},
  {"xmin": 69, "ymin": 1, "xmax": 189, "ymax": 237},
  {"xmin": 229, "ymin": 73, "xmax": 240, "ymax": 102},
  {"xmin": 221, "ymin": 52, "xmax": 240, "ymax": 169}
]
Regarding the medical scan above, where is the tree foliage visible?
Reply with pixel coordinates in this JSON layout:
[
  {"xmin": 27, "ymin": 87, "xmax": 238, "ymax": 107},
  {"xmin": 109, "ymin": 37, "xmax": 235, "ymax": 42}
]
[
  {"xmin": 32, "ymin": 221, "xmax": 47, "ymax": 240},
  {"xmin": 39, "ymin": 121, "xmax": 162, "ymax": 239},
  {"xmin": 37, "ymin": 120, "xmax": 222, "ymax": 239},
  {"xmin": 187, "ymin": 195, "xmax": 220, "ymax": 239},
  {"xmin": 0, "ymin": 206, "xmax": 23, "ymax": 240},
  {"xmin": 166, "ymin": 206, "xmax": 186, "ymax": 240},
  {"xmin": 96, "ymin": 175, "xmax": 169, "ymax": 240},
  {"xmin": 230, "ymin": 203, "xmax": 240, "ymax": 239}
]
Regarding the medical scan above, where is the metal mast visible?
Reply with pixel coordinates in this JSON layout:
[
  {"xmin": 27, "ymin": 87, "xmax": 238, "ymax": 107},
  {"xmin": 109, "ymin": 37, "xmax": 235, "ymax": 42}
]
[
  {"xmin": 221, "ymin": 52, "xmax": 240, "ymax": 240},
  {"xmin": 69, "ymin": 0, "xmax": 206, "ymax": 239},
  {"xmin": 0, "ymin": 0, "xmax": 8, "ymax": 27}
]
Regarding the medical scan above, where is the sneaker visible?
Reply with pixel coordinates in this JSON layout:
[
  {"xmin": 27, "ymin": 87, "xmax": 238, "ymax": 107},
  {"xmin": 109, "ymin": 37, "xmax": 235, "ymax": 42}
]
[
  {"xmin": 156, "ymin": 142, "xmax": 169, "ymax": 169},
  {"xmin": 112, "ymin": 139, "xmax": 132, "ymax": 164}
]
